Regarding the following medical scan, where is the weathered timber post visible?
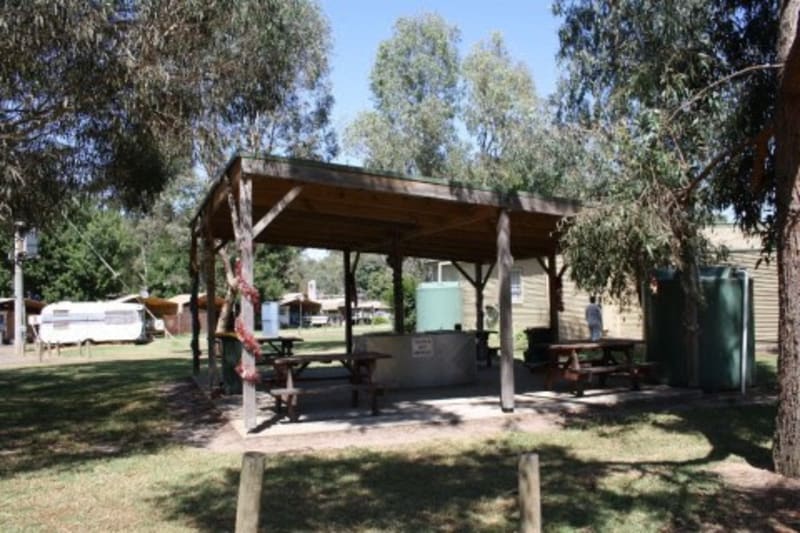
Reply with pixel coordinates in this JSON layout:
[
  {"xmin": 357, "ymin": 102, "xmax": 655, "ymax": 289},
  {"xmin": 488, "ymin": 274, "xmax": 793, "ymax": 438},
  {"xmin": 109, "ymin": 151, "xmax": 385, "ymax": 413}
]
[
  {"xmin": 547, "ymin": 252, "xmax": 561, "ymax": 343},
  {"xmin": 235, "ymin": 451, "xmax": 265, "ymax": 533},
  {"xmin": 390, "ymin": 254, "xmax": 404, "ymax": 333},
  {"xmin": 237, "ymin": 173, "xmax": 258, "ymax": 430},
  {"xmin": 497, "ymin": 209, "xmax": 515, "ymax": 412},
  {"xmin": 203, "ymin": 214, "xmax": 218, "ymax": 392},
  {"xmin": 475, "ymin": 263, "xmax": 484, "ymax": 331},
  {"xmin": 344, "ymin": 250, "xmax": 354, "ymax": 354},
  {"xmin": 189, "ymin": 226, "xmax": 201, "ymax": 374},
  {"xmin": 518, "ymin": 452, "xmax": 542, "ymax": 533}
]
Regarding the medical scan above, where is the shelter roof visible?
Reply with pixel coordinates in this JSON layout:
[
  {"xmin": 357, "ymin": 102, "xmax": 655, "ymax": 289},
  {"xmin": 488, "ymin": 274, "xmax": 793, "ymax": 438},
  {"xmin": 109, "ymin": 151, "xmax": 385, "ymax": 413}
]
[
  {"xmin": 114, "ymin": 294, "xmax": 178, "ymax": 317},
  {"xmin": 0, "ymin": 298, "xmax": 46, "ymax": 313},
  {"xmin": 169, "ymin": 293, "xmax": 224, "ymax": 311},
  {"xmin": 194, "ymin": 155, "xmax": 581, "ymax": 263}
]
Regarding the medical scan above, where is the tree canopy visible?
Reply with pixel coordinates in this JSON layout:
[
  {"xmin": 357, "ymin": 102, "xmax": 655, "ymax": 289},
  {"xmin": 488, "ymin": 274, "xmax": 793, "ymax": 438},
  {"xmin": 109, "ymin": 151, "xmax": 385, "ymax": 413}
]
[
  {"xmin": 555, "ymin": 0, "xmax": 800, "ymax": 478},
  {"xmin": 554, "ymin": 0, "xmax": 779, "ymax": 300},
  {"xmin": 345, "ymin": 13, "xmax": 462, "ymax": 178},
  {"xmin": 0, "ymin": 0, "xmax": 335, "ymax": 229}
]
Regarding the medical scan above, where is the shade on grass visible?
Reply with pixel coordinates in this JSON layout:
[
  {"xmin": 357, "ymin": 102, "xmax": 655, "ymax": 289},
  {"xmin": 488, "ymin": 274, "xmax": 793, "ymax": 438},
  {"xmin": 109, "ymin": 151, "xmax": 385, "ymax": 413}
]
[{"xmin": 0, "ymin": 345, "xmax": 787, "ymax": 532}]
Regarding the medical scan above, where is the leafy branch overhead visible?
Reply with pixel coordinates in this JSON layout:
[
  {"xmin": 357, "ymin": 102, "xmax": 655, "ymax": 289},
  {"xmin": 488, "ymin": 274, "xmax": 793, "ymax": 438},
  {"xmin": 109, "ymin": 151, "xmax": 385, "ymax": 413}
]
[
  {"xmin": 554, "ymin": 0, "xmax": 780, "ymax": 299},
  {"xmin": 0, "ymin": 0, "xmax": 335, "ymax": 227}
]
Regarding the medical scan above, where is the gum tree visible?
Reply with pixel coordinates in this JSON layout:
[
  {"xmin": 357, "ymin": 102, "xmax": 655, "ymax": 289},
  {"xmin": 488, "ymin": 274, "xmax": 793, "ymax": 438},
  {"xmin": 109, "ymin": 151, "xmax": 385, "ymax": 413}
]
[{"xmin": 555, "ymin": 0, "xmax": 800, "ymax": 476}]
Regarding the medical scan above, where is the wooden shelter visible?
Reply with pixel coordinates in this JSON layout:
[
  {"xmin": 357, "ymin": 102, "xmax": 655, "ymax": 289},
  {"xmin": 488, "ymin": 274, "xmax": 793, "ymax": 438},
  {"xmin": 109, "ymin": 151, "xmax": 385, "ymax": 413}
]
[
  {"xmin": 191, "ymin": 155, "xmax": 580, "ymax": 430},
  {"xmin": 114, "ymin": 294, "xmax": 179, "ymax": 317}
]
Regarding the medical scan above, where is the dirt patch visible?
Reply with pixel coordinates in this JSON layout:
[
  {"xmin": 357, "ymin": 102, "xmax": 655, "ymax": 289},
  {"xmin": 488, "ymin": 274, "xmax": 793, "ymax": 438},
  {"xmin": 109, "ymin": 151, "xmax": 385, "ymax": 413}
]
[
  {"xmin": 708, "ymin": 463, "xmax": 800, "ymax": 532},
  {"xmin": 162, "ymin": 379, "xmax": 239, "ymax": 449}
]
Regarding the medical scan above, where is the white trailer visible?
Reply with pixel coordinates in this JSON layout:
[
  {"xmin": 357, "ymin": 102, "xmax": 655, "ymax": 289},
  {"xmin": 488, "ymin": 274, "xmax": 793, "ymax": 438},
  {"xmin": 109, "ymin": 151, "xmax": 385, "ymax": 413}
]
[{"xmin": 39, "ymin": 301, "xmax": 149, "ymax": 345}]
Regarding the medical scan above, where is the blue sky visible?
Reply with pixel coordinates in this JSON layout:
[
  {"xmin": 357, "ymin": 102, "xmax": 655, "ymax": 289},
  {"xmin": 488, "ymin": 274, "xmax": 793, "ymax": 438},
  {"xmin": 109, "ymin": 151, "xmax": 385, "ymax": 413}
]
[{"xmin": 319, "ymin": 1, "xmax": 563, "ymax": 162}]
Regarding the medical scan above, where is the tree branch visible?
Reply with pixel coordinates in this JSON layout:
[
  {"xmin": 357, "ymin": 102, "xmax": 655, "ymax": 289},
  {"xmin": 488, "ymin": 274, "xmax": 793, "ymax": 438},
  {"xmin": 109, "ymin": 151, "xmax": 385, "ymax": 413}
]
[
  {"xmin": 668, "ymin": 63, "xmax": 784, "ymax": 124},
  {"xmin": 680, "ymin": 125, "xmax": 775, "ymax": 204}
]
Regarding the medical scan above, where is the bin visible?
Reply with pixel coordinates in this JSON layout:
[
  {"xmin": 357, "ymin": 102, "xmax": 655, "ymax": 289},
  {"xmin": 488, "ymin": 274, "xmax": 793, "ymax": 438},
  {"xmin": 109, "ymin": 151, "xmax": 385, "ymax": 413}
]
[
  {"xmin": 217, "ymin": 334, "xmax": 243, "ymax": 395},
  {"xmin": 523, "ymin": 327, "xmax": 553, "ymax": 365}
]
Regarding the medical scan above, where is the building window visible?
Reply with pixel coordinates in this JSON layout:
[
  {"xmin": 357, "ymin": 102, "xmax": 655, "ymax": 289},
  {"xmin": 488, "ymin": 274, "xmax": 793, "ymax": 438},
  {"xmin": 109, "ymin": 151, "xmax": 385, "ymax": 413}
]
[{"xmin": 511, "ymin": 268, "xmax": 523, "ymax": 304}]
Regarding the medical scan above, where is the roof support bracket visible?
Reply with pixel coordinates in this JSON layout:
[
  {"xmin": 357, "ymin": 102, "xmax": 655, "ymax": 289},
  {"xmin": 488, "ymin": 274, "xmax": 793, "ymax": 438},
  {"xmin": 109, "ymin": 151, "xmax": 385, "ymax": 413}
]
[{"xmin": 253, "ymin": 185, "xmax": 303, "ymax": 240}]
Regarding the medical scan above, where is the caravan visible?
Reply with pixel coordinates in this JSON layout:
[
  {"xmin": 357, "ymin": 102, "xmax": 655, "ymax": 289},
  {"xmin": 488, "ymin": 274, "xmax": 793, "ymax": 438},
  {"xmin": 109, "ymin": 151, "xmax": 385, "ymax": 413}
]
[{"xmin": 39, "ymin": 302, "xmax": 149, "ymax": 345}]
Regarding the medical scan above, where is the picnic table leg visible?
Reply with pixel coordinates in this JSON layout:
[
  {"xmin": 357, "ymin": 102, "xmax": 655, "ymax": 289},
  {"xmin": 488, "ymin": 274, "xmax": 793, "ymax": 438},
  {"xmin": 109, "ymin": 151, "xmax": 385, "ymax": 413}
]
[
  {"xmin": 545, "ymin": 352, "xmax": 556, "ymax": 389},
  {"xmin": 287, "ymin": 394, "xmax": 299, "ymax": 422},
  {"xmin": 568, "ymin": 350, "xmax": 586, "ymax": 397},
  {"xmin": 370, "ymin": 388, "xmax": 380, "ymax": 415}
]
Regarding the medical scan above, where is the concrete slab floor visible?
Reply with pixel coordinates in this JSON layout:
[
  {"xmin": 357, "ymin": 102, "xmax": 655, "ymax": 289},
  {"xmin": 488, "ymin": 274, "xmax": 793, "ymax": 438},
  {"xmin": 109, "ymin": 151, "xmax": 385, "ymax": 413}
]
[{"xmin": 194, "ymin": 361, "xmax": 718, "ymax": 453}]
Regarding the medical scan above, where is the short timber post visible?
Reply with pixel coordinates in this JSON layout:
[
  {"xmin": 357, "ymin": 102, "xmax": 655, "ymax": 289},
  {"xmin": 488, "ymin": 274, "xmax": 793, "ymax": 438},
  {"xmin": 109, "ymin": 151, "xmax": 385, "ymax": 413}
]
[
  {"xmin": 235, "ymin": 451, "xmax": 265, "ymax": 533},
  {"xmin": 497, "ymin": 209, "xmax": 514, "ymax": 412},
  {"xmin": 518, "ymin": 453, "xmax": 542, "ymax": 533}
]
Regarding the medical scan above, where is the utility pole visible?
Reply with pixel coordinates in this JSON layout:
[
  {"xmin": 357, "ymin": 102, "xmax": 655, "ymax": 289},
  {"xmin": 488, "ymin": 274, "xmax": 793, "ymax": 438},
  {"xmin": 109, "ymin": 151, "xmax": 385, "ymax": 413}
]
[{"xmin": 13, "ymin": 222, "xmax": 25, "ymax": 357}]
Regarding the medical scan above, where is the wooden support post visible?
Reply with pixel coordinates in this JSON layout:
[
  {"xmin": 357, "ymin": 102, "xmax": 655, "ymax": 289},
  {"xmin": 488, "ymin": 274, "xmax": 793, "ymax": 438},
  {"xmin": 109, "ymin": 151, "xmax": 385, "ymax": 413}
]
[
  {"xmin": 547, "ymin": 252, "xmax": 561, "ymax": 343},
  {"xmin": 344, "ymin": 250, "xmax": 354, "ymax": 355},
  {"xmin": 518, "ymin": 453, "xmax": 542, "ymax": 533},
  {"xmin": 203, "ymin": 217, "xmax": 218, "ymax": 392},
  {"xmin": 390, "ymin": 254, "xmax": 404, "ymax": 333},
  {"xmin": 189, "ymin": 229, "xmax": 200, "ymax": 374},
  {"xmin": 497, "ymin": 210, "xmax": 515, "ymax": 412},
  {"xmin": 190, "ymin": 275, "xmax": 201, "ymax": 374},
  {"xmin": 238, "ymin": 174, "xmax": 258, "ymax": 431},
  {"xmin": 475, "ymin": 263, "xmax": 484, "ymax": 331},
  {"xmin": 235, "ymin": 451, "xmax": 265, "ymax": 533}
]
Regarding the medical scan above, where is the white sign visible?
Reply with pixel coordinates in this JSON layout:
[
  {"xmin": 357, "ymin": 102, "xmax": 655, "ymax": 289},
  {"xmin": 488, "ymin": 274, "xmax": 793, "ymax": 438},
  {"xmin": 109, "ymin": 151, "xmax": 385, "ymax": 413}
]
[
  {"xmin": 411, "ymin": 336, "xmax": 434, "ymax": 358},
  {"xmin": 23, "ymin": 230, "xmax": 38, "ymax": 258}
]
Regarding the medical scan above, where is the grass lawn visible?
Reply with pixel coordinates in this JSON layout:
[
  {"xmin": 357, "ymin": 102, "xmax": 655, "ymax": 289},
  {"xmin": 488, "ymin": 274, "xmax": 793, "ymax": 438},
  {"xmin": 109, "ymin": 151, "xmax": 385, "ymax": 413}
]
[{"xmin": 0, "ymin": 339, "xmax": 787, "ymax": 532}]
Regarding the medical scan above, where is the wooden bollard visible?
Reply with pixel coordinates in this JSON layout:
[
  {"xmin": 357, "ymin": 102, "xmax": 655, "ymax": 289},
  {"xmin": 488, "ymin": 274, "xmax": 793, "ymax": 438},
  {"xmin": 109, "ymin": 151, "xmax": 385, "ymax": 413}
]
[
  {"xmin": 235, "ymin": 451, "xmax": 266, "ymax": 533},
  {"xmin": 518, "ymin": 453, "xmax": 541, "ymax": 533}
]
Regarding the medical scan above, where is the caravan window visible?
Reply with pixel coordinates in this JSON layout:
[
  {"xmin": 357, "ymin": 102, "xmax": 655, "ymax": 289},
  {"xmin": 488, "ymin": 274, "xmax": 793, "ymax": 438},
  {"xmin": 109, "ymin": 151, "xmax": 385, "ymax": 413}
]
[
  {"xmin": 105, "ymin": 310, "xmax": 138, "ymax": 325},
  {"xmin": 53, "ymin": 309, "xmax": 70, "ymax": 329}
]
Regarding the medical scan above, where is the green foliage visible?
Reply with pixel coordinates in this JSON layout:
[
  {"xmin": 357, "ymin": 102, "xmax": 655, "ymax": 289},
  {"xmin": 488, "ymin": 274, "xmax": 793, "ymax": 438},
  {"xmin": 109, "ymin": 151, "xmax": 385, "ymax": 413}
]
[
  {"xmin": 294, "ymin": 251, "xmax": 344, "ymax": 297},
  {"xmin": 23, "ymin": 205, "xmax": 139, "ymax": 301},
  {"xmin": 254, "ymin": 246, "xmax": 300, "ymax": 301},
  {"xmin": 345, "ymin": 14, "xmax": 597, "ymax": 200},
  {"xmin": 554, "ymin": 0, "xmax": 779, "ymax": 298},
  {"xmin": 0, "ymin": 0, "xmax": 335, "ymax": 228},
  {"xmin": 345, "ymin": 13, "xmax": 462, "ymax": 178},
  {"xmin": 462, "ymin": 33, "xmax": 537, "ymax": 188},
  {"xmin": 356, "ymin": 255, "xmax": 394, "ymax": 302},
  {"xmin": 554, "ymin": 0, "xmax": 779, "ymax": 246},
  {"xmin": 400, "ymin": 275, "xmax": 419, "ymax": 333}
]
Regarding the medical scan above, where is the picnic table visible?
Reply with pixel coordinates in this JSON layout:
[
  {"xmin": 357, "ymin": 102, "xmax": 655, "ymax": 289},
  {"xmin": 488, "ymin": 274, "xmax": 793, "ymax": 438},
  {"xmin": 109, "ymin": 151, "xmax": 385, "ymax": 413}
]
[
  {"xmin": 265, "ymin": 351, "xmax": 391, "ymax": 422},
  {"xmin": 537, "ymin": 338, "xmax": 652, "ymax": 396},
  {"xmin": 256, "ymin": 335, "xmax": 303, "ymax": 357}
]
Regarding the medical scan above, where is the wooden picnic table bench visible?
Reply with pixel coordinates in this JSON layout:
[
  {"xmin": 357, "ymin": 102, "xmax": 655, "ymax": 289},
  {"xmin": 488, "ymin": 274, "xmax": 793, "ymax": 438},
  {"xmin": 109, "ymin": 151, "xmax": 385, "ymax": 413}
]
[
  {"xmin": 265, "ymin": 351, "xmax": 391, "ymax": 422},
  {"xmin": 256, "ymin": 335, "xmax": 303, "ymax": 358},
  {"xmin": 537, "ymin": 339, "xmax": 651, "ymax": 396}
]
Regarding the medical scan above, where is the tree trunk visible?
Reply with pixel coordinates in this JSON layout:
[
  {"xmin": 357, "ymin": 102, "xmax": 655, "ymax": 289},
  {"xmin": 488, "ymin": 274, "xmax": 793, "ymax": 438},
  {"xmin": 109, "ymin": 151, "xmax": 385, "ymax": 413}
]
[{"xmin": 773, "ymin": 1, "xmax": 800, "ymax": 478}]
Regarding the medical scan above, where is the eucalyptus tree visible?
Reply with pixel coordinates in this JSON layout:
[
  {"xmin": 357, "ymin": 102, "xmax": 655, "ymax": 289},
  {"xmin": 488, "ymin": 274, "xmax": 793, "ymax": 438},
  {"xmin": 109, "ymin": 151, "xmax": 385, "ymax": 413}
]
[
  {"xmin": 555, "ymin": 0, "xmax": 800, "ymax": 476},
  {"xmin": 345, "ymin": 13, "xmax": 462, "ymax": 178},
  {"xmin": 462, "ymin": 33, "xmax": 539, "ymax": 189},
  {"xmin": 0, "ymin": 0, "xmax": 335, "ymax": 230},
  {"xmin": 462, "ymin": 32, "xmax": 595, "ymax": 197}
]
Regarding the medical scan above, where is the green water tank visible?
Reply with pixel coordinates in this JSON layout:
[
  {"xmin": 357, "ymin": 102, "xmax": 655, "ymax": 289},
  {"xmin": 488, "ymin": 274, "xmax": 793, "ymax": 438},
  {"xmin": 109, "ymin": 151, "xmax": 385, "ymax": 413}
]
[
  {"xmin": 644, "ymin": 267, "xmax": 755, "ymax": 391},
  {"xmin": 415, "ymin": 282, "xmax": 462, "ymax": 332}
]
